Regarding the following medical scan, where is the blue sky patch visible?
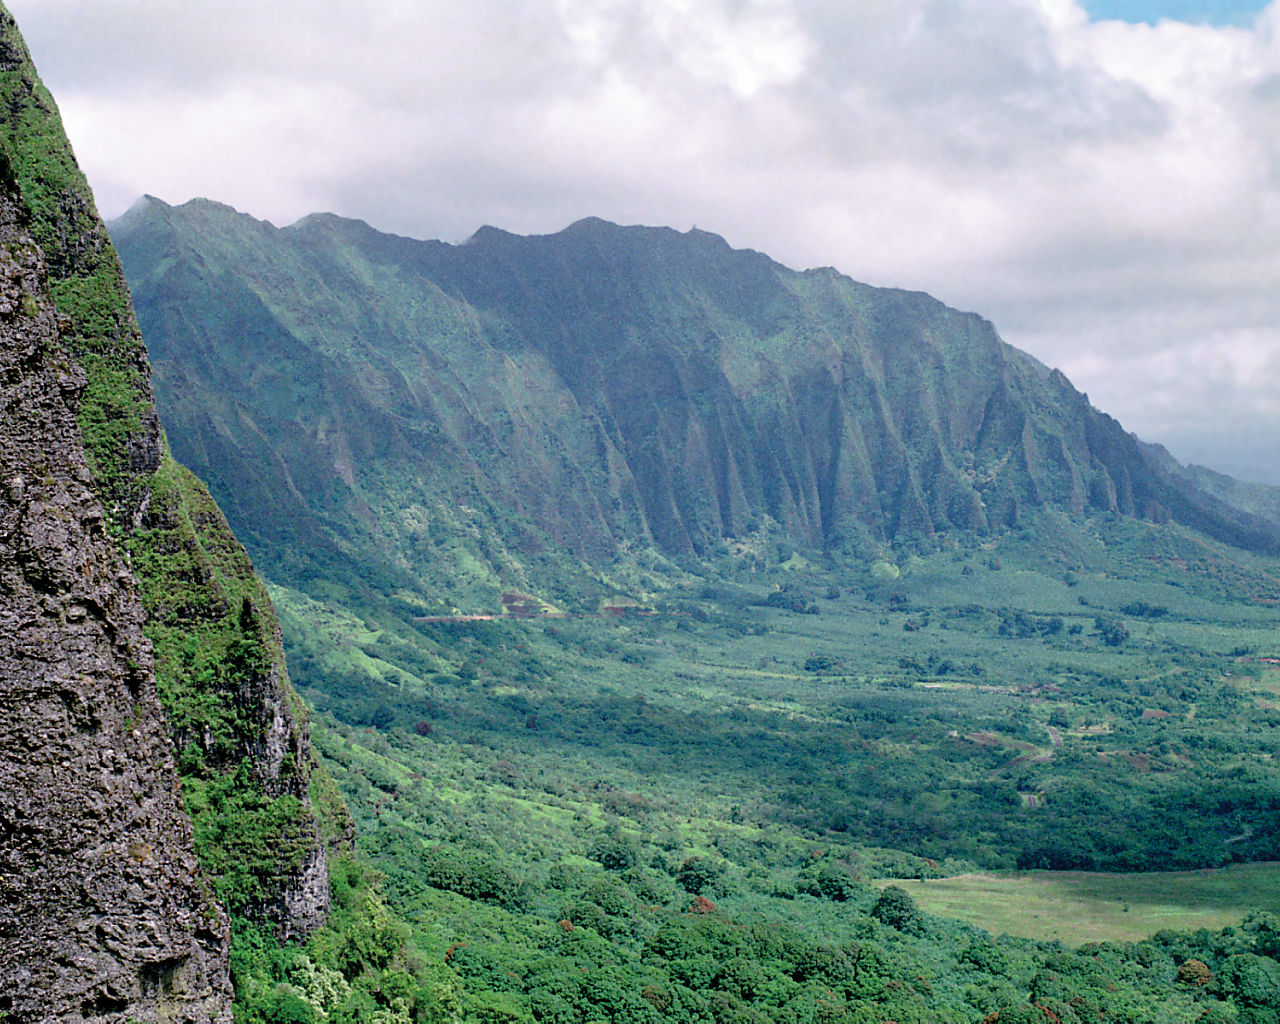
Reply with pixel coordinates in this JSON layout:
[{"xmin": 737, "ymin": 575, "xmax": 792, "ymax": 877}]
[{"xmin": 1081, "ymin": 0, "xmax": 1270, "ymax": 25}]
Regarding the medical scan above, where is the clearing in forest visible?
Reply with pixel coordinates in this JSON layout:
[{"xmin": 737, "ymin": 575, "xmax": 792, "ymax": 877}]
[{"xmin": 885, "ymin": 862, "xmax": 1280, "ymax": 944}]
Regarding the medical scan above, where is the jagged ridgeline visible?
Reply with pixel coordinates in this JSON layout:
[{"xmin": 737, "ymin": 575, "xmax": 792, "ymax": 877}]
[
  {"xmin": 0, "ymin": 6, "xmax": 363, "ymax": 1020},
  {"xmin": 112, "ymin": 199, "xmax": 1280, "ymax": 618}
]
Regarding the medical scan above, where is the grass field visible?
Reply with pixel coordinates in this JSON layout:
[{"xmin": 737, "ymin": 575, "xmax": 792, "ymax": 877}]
[{"xmin": 885, "ymin": 861, "xmax": 1280, "ymax": 944}]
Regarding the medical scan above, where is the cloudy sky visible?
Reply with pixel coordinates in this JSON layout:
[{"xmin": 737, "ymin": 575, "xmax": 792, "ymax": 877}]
[{"xmin": 8, "ymin": 0, "xmax": 1280, "ymax": 483}]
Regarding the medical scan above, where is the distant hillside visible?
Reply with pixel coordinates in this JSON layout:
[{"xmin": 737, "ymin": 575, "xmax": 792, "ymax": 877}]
[
  {"xmin": 112, "ymin": 197, "xmax": 1280, "ymax": 613},
  {"xmin": 1136, "ymin": 438, "xmax": 1280, "ymax": 530},
  {"xmin": 1186, "ymin": 464, "xmax": 1280, "ymax": 528}
]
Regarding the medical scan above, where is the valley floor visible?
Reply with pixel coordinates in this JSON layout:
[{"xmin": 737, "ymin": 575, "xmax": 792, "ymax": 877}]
[{"xmin": 884, "ymin": 861, "xmax": 1280, "ymax": 944}]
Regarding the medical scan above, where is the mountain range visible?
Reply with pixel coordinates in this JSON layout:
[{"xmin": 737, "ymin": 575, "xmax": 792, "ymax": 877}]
[
  {"xmin": 100, "ymin": 191, "xmax": 1280, "ymax": 1024},
  {"xmin": 112, "ymin": 196, "xmax": 1280, "ymax": 615}
]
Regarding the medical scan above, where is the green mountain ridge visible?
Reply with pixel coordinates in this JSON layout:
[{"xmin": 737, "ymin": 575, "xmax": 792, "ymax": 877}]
[
  {"xmin": 113, "ymin": 195, "xmax": 1280, "ymax": 625},
  {"xmin": 109, "ymin": 192, "xmax": 1280, "ymax": 874}
]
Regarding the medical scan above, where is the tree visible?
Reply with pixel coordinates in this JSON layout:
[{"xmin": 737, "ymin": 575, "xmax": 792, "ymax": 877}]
[
  {"xmin": 797, "ymin": 862, "xmax": 859, "ymax": 902},
  {"xmin": 1244, "ymin": 910, "xmax": 1280, "ymax": 960},
  {"xmin": 589, "ymin": 831, "xmax": 639, "ymax": 872},
  {"xmin": 1176, "ymin": 959, "xmax": 1213, "ymax": 987},
  {"xmin": 1214, "ymin": 953, "xmax": 1280, "ymax": 1015},
  {"xmin": 1094, "ymin": 616, "xmax": 1129, "ymax": 647},
  {"xmin": 676, "ymin": 857, "xmax": 724, "ymax": 895},
  {"xmin": 870, "ymin": 885, "xmax": 924, "ymax": 935},
  {"xmin": 259, "ymin": 990, "xmax": 317, "ymax": 1024}
]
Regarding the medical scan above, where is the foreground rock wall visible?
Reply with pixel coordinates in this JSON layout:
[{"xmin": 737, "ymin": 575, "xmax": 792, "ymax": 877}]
[
  {"xmin": 0, "ymin": 151, "xmax": 231, "ymax": 1024},
  {"xmin": 0, "ymin": 9, "xmax": 341, "ymax": 1015}
]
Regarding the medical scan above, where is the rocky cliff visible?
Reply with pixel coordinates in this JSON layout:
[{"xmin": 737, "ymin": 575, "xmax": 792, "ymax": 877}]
[
  {"xmin": 0, "ymin": 128, "xmax": 232, "ymax": 1024},
  {"xmin": 0, "ymin": 6, "xmax": 340, "ymax": 1017}
]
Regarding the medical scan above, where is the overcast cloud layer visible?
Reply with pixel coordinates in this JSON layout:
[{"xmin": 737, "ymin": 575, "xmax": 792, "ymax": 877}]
[{"xmin": 8, "ymin": 0, "xmax": 1280, "ymax": 484}]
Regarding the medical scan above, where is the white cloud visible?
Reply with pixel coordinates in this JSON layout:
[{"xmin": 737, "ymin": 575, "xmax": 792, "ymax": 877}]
[{"xmin": 9, "ymin": 0, "xmax": 1280, "ymax": 482}]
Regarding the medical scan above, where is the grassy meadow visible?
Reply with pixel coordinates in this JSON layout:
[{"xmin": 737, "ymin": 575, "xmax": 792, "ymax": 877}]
[{"xmin": 886, "ymin": 862, "xmax": 1280, "ymax": 944}]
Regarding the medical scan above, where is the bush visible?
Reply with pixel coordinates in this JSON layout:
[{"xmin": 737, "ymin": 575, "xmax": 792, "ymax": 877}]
[
  {"xmin": 589, "ymin": 832, "xmax": 640, "ymax": 871},
  {"xmin": 1214, "ymin": 954, "xmax": 1280, "ymax": 1013},
  {"xmin": 259, "ymin": 990, "xmax": 318, "ymax": 1024},
  {"xmin": 1094, "ymin": 616, "xmax": 1129, "ymax": 647},
  {"xmin": 1176, "ymin": 959, "xmax": 1213, "ymax": 986},
  {"xmin": 421, "ymin": 846, "xmax": 529, "ymax": 911},
  {"xmin": 803, "ymin": 654, "xmax": 843, "ymax": 674},
  {"xmin": 797, "ymin": 862, "xmax": 860, "ymax": 902}
]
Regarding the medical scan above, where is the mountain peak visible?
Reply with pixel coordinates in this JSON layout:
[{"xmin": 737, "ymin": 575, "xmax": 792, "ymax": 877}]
[
  {"xmin": 562, "ymin": 215, "xmax": 620, "ymax": 233},
  {"xmin": 556, "ymin": 216, "xmax": 737, "ymax": 252},
  {"xmin": 111, "ymin": 193, "xmax": 171, "ymax": 233},
  {"xmin": 465, "ymin": 223, "xmax": 517, "ymax": 245}
]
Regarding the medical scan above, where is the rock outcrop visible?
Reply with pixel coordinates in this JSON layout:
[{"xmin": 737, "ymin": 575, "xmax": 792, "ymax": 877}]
[
  {"xmin": 0, "ymin": 144, "xmax": 232, "ymax": 1023},
  {"xmin": 0, "ymin": 6, "xmax": 341, "ymax": 1015}
]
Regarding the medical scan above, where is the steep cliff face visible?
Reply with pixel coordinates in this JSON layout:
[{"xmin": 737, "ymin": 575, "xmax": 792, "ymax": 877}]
[
  {"xmin": 112, "ymin": 201, "xmax": 1280, "ymax": 619},
  {"xmin": 0, "ymin": 150, "xmax": 232, "ymax": 1022},
  {"xmin": 0, "ymin": 0, "xmax": 336, "ymax": 986}
]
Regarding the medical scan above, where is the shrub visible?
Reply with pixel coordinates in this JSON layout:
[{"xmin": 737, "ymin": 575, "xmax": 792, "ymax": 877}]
[
  {"xmin": 1094, "ymin": 616, "xmax": 1129, "ymax": 647},
  {"xmin": 797, "ymin": 862, "xmax": 860, "ymax": 902},
  {"xmin": 589, "ymin": 832, "xmax": 640, "ymax": 871},
  {"xmin": 421, "ymin": 846, "xmax": 528, "ymax": 911}
]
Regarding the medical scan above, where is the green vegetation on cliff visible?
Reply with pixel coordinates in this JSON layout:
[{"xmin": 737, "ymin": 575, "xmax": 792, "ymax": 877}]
[
  {"xmin": 0, "ymin": 1, "xmax": 322, "ymax": 922},
  {"xmin": 0, "ymin": 7, "xmax": 438, "ymax": 1021},
  {"xmin": 0, "ymin": 104, "xmax": 232, "ymax": 1024}
]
